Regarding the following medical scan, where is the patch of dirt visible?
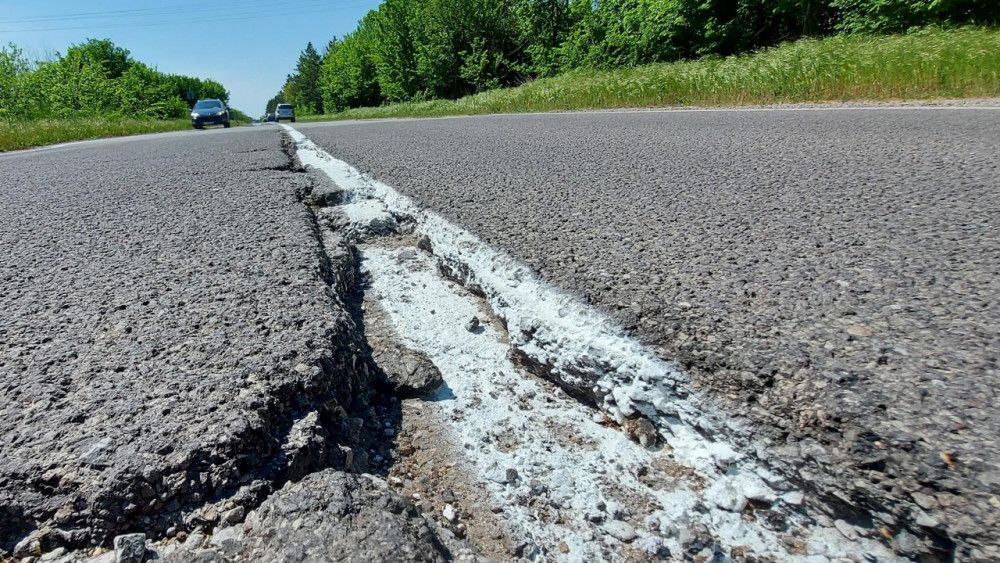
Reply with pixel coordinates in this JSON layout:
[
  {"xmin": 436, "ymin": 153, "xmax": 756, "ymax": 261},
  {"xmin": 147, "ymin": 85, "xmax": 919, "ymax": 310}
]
[
  {"xmin": 545, "ymin": 420, "xmax": 598, "ymax": 451},
  {"xmin": 388, "ymin": 399, "xmax": 513, "ymax": 560},
  {"xmin": 649, "ymin": 454, "xmax": 708, "ymax": 492},
  {"xmin": 357, "ymin": 257, "xmax": 513, "ymax": 560}
]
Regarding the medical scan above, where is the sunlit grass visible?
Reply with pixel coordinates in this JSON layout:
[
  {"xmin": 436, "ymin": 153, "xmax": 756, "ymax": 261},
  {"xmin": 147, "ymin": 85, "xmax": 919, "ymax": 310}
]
[
  {"xmin": 0, "ymin": 118, "xmax": 194, "ymax": 152},
  {"xmin": 304, "ymin": 27, "xmax": 1000, "ymax": 121}
]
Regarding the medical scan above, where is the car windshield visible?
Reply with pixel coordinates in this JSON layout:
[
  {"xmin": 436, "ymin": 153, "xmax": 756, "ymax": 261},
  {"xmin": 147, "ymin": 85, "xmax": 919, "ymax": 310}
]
[
  {"xmin": 194, "ymin": 100, "xmax": 222, "ymax": 109},
  {"xmin": 277, "ymin": 104, "xmax": 291, "ymax": 109}
]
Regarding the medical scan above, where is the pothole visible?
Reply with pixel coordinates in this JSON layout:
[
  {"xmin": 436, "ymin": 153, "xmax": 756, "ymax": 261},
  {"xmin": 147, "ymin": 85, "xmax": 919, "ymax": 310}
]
[{"xmin": 283, "ymin": 124, "xmax": 902, "ymax": 562}]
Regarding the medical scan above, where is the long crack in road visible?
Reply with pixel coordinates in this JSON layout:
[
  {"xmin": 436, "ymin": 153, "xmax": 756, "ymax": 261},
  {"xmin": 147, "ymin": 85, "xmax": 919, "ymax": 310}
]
[
  {"xmin": 289, "ymin": 109, "xmax": 1000, "ymax": 560},
  {"xmin": 1, "ymin": 106, "xmax": 998, "ymax": 562},
  {"xmin": 285, "ymin": 124, "xmax": 899, "ymax": 561}
]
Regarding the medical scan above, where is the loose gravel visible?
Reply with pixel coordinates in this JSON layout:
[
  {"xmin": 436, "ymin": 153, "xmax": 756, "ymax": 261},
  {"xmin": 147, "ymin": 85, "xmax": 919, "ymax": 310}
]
[{"xmin": 293, "ymin": 108, "xmax": 1000, "ymax": 560}]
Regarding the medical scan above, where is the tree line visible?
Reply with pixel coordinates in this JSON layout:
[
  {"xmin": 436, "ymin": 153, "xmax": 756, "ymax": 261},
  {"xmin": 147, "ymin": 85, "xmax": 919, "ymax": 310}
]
[
  {"xmin": 272, "ymin": 0, "xmax": 998, "ymax": 114},
  {"xmin": 0, "ymin": 39, "xmax": 230, "ymax": 122}
]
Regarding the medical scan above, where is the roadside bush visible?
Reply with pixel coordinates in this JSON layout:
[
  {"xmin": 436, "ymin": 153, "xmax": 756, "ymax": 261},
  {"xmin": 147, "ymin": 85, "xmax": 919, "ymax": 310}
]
[
  {"xmin": 832, "ymin": 0, "xmax": 1000, "ymax": 34},
  {"xmin": 0, "ymin": 38, "xmax": 232, "ymax": 123},
  {"xmin": 321, "ymin": 31, "xmax": 381, "ymax": 112},
  {"xmin": 0, "ymin": 44, "xmax": 29, "ymax": 120},
  {"xmin": 319, "ymin": 27, "xmax": 1000, "ymax": 119},
  {"xmin": 289, "ymin": 0, "xmax": 999, "ymax": 113}
]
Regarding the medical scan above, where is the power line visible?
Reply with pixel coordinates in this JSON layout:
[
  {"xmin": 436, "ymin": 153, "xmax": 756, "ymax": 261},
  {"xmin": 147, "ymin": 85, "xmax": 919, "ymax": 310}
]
[
  {"xmin": 0, "ymin": 1, "xmax": 277, "ymax": 24},
  {"xmin": 0, "ymin": 0, "xmax": 379, "ymax": 31}
]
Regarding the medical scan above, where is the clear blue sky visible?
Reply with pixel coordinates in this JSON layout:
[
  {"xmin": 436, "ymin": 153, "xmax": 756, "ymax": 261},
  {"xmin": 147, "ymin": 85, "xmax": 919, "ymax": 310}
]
[{"xmin": 0, "ymin": 0, "xmax": 383, "ymax": 115}]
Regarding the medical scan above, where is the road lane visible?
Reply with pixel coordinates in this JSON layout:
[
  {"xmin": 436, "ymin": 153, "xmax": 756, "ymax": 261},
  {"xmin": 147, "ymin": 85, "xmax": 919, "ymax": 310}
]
[
  {"xmin": 3, "ymin": 107, "xmax": 997, "ymax": 560},
  {"xmin": 294, "ymin": 108, "xmax": 1000, "ymax": 559},
  {"xmin": 0, "ymin": 126, "xmax": 387, "ymax": 554}
]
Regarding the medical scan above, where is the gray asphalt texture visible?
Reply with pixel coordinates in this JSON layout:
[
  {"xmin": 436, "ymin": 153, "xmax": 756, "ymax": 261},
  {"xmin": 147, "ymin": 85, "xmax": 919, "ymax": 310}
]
[
  {"xmin": 0, "ymin": 127, "xmax": 377, "ymax": 552},
  {"xmin": 295, "ymin": 109, "xmax": 1000, "ymax": 560},
  {"xmin": 161, "ymin": 470, "xmax": 454, "ymax": 562}
]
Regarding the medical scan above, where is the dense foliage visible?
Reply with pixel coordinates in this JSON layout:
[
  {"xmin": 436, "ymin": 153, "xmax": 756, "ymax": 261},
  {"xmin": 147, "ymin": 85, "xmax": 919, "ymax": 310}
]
[
  {"xmin": 0, "ymin": 39, "xmax": 230, "ymax": 122},
  {"xmin": 267, "ymin": 42, "xmax": 326, "ymax": 115},
  {"xmin": 274, "ymin": 0, "xmax": 998, "ymax": 113},
  {"xmin": 324, "ymin": 28, "xmax": 999, "ymax": 119}
]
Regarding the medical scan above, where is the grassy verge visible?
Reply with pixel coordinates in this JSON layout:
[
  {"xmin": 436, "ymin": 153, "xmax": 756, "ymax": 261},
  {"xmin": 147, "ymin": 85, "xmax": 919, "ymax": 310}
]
[
  {"xmin": 305, "ymin": 27, "xmax": 999, "ymax": 121},
  {"xmin": 0, "ymin": 118, "xmax": 194, "ymax": 152}
]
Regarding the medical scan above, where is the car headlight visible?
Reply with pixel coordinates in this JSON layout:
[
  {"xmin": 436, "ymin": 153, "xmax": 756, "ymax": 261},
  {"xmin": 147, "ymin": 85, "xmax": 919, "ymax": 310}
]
[
  {"xmin": 191, "ymin": 112, "xmax": 198, "ymax": 118},
  {"xmin": 216, "ymin": 110, "xmax": 226, "ymax": 116}
]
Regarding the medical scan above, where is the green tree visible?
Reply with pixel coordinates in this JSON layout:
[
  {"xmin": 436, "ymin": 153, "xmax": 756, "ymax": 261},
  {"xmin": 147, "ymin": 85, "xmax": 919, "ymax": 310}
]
[
  {"xmin": 196, "ymin": 79, "xmax": 229, "ymax": 104},
  {"xmin": 64, "ymin": 39, "xmax": 132, "ymax": 79},
  {"xmin": 291, "ymin": 42, "xmax": 324, "ymax": 113},
  {"xmin": 403, "ymin": 0, "xmax": 522, "ymax": 98},
  {"xmin": 832, "ymin": 0, "xmax": 1000, "ymax": 34},
  {"xmin": 2, "ymin": 38, "xmax": 233, "ymax": 122},
  {"xmin": 164, "ymin": 75, "xmax": 229, "ymax": 108},
  {"xmin": 266, "ymin": 90, "xmax": 286, "ymax": 114},
  {"xmin": 116, "ymin": 62, "xmax": 187, "ymax": 118},
  {"xmin": 513, "ymin": 0, "xmax": 581, "ymax": 77},
  {"xmin": 369, "ymin": 0, "xmax": 421, "ymax": 102},
  {"xmin": 0, "ymin": 43, "xmax": 29, "ymax": 120},
  {"xmin": 303, "ymin": 0, "xmax": 1000, "ymax": 113},
  {"xmin": 27, "ymin": 54, "xmax": 117, "ymax": 116},
  {"xmin": 320, "ymin": 32, "xmax": 381, "ymax": 111}
]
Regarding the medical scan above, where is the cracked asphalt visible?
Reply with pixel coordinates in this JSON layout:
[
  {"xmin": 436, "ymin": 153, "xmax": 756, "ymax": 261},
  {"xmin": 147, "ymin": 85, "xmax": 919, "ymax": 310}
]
[
  {"xmin": 294, "ymin": 107, "xmax": 1000, "ymax": 559},
  {"xmin": 2, "ymin": 106, "xmax": 998, "ymax": 560},
  {"xmin": 0, "ymin": 126, "xmax": 374, "ymax": 551}
]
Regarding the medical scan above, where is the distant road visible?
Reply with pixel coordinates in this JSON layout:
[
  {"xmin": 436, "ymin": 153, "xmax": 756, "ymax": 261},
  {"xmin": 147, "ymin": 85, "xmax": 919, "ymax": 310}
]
[{"xmin": 294, "ymin": 107, "xmax": 1000, "ymax": 557}]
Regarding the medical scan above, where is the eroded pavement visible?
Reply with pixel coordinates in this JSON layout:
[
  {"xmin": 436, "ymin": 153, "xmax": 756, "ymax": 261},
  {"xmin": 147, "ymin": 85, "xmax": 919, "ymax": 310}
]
[
  {"xmin": 1, "ymin": 111, "xmax": 996, "ymax": 562},
  {"xmin": 288, "ymin": 109, "xmax": 1000, "ymax": 562},
  {"xmin": 0, "ymin": 129, "xmax": 423, "ymax": 562}
]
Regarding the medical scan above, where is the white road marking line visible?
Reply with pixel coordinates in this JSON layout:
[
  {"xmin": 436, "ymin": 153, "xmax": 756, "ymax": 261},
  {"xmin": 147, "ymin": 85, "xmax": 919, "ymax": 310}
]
[{"xmin": 285, "ymin": 123, "xmax": 902, "ymax": 561}]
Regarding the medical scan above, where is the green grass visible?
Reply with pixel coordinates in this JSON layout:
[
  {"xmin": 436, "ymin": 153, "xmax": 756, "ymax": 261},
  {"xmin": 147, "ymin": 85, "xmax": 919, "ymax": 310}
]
[
  {"xmin": 304, "ymin": 27, "xmax": 1000, "ymax": 121},
  {"xmin": 0, "ymin": 118, "xmax": 195, "ymax": 152}
]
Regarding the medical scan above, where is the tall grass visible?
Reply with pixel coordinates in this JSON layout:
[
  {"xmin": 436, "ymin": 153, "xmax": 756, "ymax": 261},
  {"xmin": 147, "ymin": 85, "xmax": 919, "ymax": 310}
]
[
  {"xmin": 305, "ymin": 28, "xmax": 1000, "ymax": 121},
  {"xmin": 0, "ymin": 118, "xmax": 195, "ymax": 152}
]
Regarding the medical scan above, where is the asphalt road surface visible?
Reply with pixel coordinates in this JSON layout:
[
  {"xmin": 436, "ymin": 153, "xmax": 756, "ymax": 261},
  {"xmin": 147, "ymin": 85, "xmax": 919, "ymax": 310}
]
[
  {"xmin": 1, "ymin": 106, "xmax": 998, "ymax": 561},
  {"xmin": 295, "ymin": 107, "xmax": 1000, "ymax": 559},
  {"xmin": 0, "ymin": 127, "xmax": 396, "ymax": 557}
]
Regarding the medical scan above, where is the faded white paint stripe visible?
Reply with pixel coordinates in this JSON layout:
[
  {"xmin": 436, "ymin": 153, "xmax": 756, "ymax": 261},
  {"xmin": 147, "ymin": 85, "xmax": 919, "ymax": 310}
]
[{"xmin": 284, "ymin": 124, "xmax": 901, "ymax": 561}]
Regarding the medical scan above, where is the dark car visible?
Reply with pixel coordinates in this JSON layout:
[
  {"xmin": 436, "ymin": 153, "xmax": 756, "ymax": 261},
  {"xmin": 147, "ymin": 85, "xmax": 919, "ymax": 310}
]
[
  {"xmin": 266, "ymin": 113, "xmax": 276, "ymax": 122},
  {"xmin": 275, "ymin": 103, "xmax": 295, "ymax": 122},
  {"xmin": 190, "ymin": 99, "xmax": 230, "ymax": 129}
]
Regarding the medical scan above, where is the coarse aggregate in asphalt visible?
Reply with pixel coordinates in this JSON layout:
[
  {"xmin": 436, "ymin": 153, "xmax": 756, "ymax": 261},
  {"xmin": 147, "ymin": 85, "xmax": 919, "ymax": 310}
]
[
  {"xmin": 0, "ymin": 127, "xmax": 383, "ymax": 553},
  {"xmin": 294, "ymin": 108, "xmax": 1000, "ymax": 560}
]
